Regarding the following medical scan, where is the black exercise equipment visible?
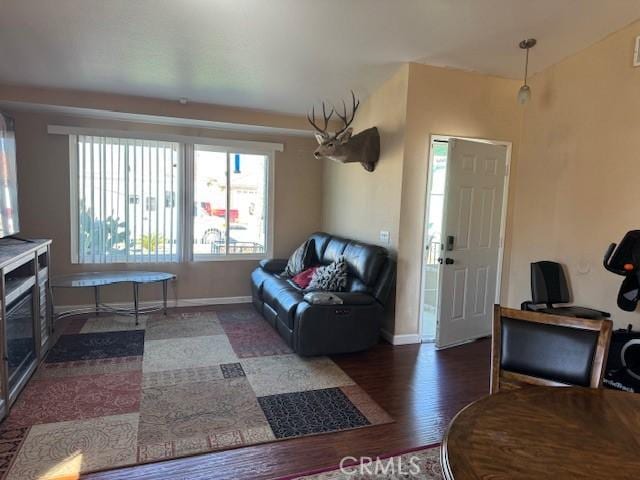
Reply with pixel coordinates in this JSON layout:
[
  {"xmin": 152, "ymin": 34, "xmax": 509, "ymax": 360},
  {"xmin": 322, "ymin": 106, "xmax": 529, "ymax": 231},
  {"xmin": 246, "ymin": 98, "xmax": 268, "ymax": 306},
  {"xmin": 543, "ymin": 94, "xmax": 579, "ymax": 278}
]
[
  {"xmin": 604, "ymin": 230, "xmax": 640, "ymax": 312},
  {"xmin": 600, "ymin": 232, "xmax": 640, "ymax": 393},
  {"xmin": 521, "ymin": 261, "xmax": 610, "ymax": 319},
  {"xmin": 604, "ymin": 324, "xmax": 640, "ymax": 393}
]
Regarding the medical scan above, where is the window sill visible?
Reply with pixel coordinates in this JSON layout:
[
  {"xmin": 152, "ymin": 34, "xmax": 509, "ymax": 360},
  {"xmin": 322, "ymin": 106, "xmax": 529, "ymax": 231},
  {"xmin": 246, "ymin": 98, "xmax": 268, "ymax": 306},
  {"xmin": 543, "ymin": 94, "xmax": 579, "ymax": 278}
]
[
  {"xmin": 72, "ymin": 256, "xmax": 179, "ymax": 265},
  {"xmin": 193, "ymin": 254, "xmax": 268, "ymax": 262}
]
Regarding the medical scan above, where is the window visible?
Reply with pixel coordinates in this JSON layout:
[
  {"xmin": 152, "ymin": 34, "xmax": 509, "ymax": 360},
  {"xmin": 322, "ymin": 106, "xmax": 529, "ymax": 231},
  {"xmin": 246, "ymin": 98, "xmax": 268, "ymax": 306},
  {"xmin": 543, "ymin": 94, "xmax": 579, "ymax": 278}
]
[
  {"xmin": 71, "ymin": 136, "xmax": 180, "ymax": 263},
  {"xmin": 192, "ymin": 146, "xmax": 268, "ymax": 259},
  {"xmin": 68, "ymin": 132, "xmax": 275, "ymax": 264},
  {"xmin": 145, "ymin": 197, "xmax": 157, "ymax": 212}
]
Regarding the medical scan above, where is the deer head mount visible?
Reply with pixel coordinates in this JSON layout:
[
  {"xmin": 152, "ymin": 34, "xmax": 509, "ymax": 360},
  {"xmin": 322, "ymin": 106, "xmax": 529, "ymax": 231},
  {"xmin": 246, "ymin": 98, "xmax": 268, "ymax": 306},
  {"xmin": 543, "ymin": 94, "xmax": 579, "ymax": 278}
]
[{"xmin": 307, "ymin": 91, "xmax": 380, "ymax": 172}]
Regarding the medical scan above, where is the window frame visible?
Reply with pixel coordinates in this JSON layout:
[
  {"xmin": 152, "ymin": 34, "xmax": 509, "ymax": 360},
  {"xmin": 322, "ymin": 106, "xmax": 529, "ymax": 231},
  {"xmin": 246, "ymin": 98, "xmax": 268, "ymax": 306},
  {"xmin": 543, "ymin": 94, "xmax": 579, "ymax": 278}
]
[
  {"xmin": 67, "ymin": 131, "xmax": 276, "ymax": 265},
  {"xmin": 69, "ymin": 135, "xmax": 183, "ymax": 264},
  {"xmin": 187, "ymin": 144, "xmax": 275, "ymax": 263}
]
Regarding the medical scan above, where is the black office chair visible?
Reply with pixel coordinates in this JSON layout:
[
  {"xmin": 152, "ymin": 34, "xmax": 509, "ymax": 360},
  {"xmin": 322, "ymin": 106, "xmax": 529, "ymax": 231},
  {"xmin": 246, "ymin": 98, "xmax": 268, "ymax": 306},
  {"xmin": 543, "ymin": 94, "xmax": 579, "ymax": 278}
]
[{"xmin": 521, "ymin": 261, "xmax": 610, "ymax": 319}]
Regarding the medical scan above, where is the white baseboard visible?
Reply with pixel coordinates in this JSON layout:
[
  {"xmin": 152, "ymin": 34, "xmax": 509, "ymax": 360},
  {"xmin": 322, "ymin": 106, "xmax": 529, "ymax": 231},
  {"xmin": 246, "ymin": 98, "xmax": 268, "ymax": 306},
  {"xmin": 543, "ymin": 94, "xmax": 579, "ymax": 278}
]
[
  {"xmin": 55, "ymin": 296, "xmax": 252, "ymax": 314},
  {"xmin": 381, "ymin": 329, "xmax": 421, "ymax": 345},
  {"xmin": 175, "ymin": 296, "xmax": 252, "ymax": 307}
]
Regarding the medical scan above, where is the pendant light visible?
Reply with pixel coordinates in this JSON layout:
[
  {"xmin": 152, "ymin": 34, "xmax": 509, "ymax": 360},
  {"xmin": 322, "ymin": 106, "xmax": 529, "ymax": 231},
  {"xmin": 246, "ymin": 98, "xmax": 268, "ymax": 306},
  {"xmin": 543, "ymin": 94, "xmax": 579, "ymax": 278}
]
[{"xmin": 517, "ymin": 38, "xmax": 537, "ymax": 105}]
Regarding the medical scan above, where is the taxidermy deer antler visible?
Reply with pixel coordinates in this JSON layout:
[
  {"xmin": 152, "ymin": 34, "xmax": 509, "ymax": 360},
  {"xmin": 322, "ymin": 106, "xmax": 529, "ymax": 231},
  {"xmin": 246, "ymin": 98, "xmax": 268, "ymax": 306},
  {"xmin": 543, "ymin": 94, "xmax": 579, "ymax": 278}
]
[{"xmin": 307, "ymin": 91, "xmax": 380, "ymax": 172}]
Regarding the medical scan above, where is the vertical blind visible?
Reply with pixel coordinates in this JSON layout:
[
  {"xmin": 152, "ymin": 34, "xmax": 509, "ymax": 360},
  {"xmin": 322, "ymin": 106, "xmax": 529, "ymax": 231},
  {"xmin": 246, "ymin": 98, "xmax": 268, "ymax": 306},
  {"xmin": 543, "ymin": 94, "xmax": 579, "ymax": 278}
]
[{"xmin": 74, "ymin": 135, "xmax": 180, "ymax": 263}]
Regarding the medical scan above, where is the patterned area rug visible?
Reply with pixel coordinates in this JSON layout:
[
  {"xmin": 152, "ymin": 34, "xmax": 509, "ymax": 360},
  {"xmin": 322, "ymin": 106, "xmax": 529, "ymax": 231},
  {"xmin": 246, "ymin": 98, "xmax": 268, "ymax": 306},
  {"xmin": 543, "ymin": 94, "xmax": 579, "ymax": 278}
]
[
  {"xmin": 277, "ymin": 445, "xmax": 442, "ymax": 479},
  {"xmin": 0, "ymin": 306, "xmax": 392, "ymax": 480}
]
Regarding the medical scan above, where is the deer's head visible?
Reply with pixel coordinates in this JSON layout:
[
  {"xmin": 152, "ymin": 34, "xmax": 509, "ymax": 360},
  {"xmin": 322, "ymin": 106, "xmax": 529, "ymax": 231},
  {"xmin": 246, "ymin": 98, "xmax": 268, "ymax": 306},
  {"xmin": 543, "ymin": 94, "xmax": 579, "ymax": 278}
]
[{"xmin": 307, "ymin": 91, "xmax": 360, "ymax": 163}]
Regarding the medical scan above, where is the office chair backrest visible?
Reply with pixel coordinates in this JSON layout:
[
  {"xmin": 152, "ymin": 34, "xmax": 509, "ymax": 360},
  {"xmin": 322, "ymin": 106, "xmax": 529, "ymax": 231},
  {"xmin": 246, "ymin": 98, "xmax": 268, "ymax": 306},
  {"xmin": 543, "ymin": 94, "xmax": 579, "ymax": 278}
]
[
  {"xmin": 491, "ymin": 306, "xmax": 612, "ymax": 393},
  {"xmin": 531, "ymin": 261, "xmax": 571, "ymax": 305}
]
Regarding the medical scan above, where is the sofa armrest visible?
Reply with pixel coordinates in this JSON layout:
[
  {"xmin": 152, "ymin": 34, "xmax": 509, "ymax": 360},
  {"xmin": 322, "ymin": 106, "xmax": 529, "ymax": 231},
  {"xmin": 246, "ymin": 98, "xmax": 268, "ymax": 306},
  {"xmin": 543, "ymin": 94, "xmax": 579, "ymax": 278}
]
[
  {"xmin": 333, "ymin": 292, "xmax": 377, "ymax": 305},
  {"xmin": 259, "ymin": 258, "xmax": 288, "ymax": 274}
]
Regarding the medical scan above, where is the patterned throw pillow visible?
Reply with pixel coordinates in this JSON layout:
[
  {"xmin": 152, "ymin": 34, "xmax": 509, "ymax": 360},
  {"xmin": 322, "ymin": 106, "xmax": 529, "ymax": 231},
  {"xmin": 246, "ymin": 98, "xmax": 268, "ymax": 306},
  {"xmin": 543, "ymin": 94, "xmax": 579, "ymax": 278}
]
[
  {"xmin": 283, "ymin": 240, "xmax": 314, "ymax": 277},
  {"xmin": 308, "ymin": 256, "xmax": 348, "ymax": 292}
]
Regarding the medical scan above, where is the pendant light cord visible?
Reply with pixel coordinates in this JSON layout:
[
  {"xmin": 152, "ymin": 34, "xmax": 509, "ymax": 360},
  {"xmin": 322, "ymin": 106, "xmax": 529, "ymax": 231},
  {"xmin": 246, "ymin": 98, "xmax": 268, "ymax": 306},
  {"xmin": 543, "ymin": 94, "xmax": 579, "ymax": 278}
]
[{"xmin": 523, "ymin": 47, "xmax": 529, "ymax": 85}]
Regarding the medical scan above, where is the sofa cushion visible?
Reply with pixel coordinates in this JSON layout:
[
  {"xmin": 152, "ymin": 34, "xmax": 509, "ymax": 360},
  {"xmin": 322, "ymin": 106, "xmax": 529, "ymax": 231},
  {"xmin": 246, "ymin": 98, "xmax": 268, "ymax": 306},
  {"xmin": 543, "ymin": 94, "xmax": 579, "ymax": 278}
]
[
  {"xmin": 263, "ymin": 277, "xmax": 297, "ymax": 306},
  {"xmin": 275, "ymin": 288, "xmax": 304, "ymax": 329},
  {"xmin": 322, "ymin": 237, "xmax": 349, "ymax": 264},
  {"xmin": 343, "ymin": 241, "xmax": 387, "ymax": 286}
]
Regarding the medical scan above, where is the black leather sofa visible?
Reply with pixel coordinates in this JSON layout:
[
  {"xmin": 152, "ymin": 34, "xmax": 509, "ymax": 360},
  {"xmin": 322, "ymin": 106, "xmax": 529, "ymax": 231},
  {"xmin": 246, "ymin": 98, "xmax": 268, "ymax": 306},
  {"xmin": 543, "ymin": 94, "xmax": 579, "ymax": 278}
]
[{"xmin": 250, "ymin": 232, "xmax": 395, "ymax": 356}]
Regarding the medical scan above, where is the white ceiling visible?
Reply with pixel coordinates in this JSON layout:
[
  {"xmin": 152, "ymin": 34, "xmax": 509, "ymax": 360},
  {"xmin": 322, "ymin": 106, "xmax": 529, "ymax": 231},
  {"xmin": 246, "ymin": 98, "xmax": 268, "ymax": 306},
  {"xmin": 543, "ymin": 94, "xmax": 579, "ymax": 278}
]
[{"xmin": 1, "ymin": 0, "xmax": 639, "ymax": 115}]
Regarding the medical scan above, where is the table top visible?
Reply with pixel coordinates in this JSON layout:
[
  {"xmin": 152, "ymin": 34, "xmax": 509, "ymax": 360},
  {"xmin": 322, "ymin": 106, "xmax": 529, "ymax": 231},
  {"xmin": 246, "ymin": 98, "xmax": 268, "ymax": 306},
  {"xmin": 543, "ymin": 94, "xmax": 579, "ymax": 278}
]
[
  {"xmin": 441, "ymin": 386, "xmax": 640, "ymax": 480},
  {"xmin": 52, "ymin": 271, "xmax": 176, "ymax": 288}
]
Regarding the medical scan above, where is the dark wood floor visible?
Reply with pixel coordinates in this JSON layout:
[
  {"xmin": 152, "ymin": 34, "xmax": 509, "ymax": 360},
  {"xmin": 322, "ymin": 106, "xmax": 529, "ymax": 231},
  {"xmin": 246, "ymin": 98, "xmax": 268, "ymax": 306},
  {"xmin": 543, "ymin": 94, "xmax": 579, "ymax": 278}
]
[{"xmin": 84, "ymin": 337, "xmax": 491, "ymax": 480}]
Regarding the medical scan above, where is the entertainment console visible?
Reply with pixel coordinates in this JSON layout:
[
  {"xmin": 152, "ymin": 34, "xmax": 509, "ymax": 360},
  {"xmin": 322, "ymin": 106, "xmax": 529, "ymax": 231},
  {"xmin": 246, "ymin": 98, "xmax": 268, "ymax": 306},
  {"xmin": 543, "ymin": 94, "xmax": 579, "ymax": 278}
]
[{"xmin": 0, "ymin": 239, "xmax": 51, "ymax": 421}]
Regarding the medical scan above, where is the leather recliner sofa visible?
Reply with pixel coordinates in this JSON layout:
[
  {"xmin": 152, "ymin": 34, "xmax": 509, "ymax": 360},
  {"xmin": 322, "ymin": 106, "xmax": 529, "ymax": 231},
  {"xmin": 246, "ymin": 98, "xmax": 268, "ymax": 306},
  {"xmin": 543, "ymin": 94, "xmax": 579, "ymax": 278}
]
[{"xmin": 250, "ymin": 232, "xmax": 396, "ymax": 356}]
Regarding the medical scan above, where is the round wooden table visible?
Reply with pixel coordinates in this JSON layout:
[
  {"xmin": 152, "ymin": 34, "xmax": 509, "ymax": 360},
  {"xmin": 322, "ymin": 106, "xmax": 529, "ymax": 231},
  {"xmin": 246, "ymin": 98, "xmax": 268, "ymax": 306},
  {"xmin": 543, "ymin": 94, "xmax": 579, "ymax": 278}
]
[{"xmin": 441, "ymin": 387, "xmax": 640, "ymax": 479}]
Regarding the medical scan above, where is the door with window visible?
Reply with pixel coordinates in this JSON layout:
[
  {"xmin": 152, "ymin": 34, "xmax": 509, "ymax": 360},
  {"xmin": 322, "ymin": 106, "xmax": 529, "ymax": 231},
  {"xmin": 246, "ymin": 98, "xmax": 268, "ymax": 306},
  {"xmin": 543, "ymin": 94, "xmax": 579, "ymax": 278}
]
[{"xmin": 425, "ymin": 138, "xmax": 508, "ymax": 349}]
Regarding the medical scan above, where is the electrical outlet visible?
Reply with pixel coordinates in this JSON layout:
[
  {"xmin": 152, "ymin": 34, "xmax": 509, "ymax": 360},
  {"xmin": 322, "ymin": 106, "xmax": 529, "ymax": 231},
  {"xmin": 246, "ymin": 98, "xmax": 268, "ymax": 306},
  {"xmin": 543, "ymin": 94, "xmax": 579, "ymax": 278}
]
[{"xmin": 379, "ymin": 230, "xmax": 390, "ymax": 245}]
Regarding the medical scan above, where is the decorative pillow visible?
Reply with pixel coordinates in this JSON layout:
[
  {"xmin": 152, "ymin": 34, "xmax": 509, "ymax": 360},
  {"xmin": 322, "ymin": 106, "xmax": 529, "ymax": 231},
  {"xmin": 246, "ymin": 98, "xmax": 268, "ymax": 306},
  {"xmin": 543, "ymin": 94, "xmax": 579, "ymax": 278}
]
[
  {"xmin": 283, "ymin": 240, "xmax": 315, "ymax": 277},
  {"xmin": 308, "ymin": 256, "xmax": 348, "ymax": 292},
  {"xmin": 291, "ymin": 267, "xmax": 318, "ymax": 289}
]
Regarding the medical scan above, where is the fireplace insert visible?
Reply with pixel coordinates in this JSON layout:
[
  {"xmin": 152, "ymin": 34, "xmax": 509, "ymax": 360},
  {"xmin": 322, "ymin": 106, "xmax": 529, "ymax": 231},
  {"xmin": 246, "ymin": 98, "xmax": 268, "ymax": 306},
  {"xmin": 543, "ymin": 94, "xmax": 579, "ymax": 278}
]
[{"xmin": 6, "ymin": 290, "xmax": 36, "ymax": 391}]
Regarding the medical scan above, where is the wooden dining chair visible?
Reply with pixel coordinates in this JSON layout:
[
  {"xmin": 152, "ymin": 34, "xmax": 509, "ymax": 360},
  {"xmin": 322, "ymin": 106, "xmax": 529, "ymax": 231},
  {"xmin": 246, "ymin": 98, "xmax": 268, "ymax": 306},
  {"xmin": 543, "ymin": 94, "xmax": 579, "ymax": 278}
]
[{"xmin": 491, "ymin": 305, "xmax": 612, "ymax": 393}]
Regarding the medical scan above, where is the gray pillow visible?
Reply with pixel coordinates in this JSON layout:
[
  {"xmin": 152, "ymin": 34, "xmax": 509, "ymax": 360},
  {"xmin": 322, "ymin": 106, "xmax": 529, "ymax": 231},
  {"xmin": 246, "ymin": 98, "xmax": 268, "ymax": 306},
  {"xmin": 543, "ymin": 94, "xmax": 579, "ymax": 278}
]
[
  {"xmin": 308, "ymin": 256, "xmax": 348, "ymax": 292},
  {"xmin": 283, "ymin": 239, "xmax": 314, "ymax": 277}
]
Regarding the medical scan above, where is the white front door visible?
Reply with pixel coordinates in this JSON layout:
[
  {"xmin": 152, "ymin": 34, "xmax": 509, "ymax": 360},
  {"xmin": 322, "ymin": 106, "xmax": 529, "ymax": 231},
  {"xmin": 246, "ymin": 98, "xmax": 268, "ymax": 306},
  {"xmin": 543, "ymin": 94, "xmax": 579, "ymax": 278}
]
[{"xmin": 436, "ymin": 139, "xmax": 508, "ymax": 349}]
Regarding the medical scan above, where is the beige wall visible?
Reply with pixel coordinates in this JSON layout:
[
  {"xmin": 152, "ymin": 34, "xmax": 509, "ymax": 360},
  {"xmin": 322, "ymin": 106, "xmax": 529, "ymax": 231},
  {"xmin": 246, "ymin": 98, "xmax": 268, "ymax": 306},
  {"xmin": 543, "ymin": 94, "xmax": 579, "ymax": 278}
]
[
  {"xmin": 321, "ymin": 62, "xmax": 524, "ymax": 338},
  {"xmin": 322, "ymin": 62, "xmax": 522, "ymax": 337},
  {"xmin": 9, "ymin": 110, "xmax": 322, "ymax": 306},
  {"xmin": 324, "ymin": 22, "xmax": 640, "ymax": 336},
  {"xmin": 0, "ymin": 85, "xmax": 312, "ymax": 131},
  {"xmin": 322, "ymin": 22, "xmax": 640, "ymax": 336},
  {"xmin": 321, "ymin": 66, "xmax": 409, "ymax": 334},
  {"xmin": 321, "ymin": 65, "xmax": 409, "ymax": 255},
  {"xmin": 506, "ymin": 20, "xmax": 640, "ymax": 328},
  {"xmin": 396, "ymin": 63, "xmax": 522, "ymax": 336}
]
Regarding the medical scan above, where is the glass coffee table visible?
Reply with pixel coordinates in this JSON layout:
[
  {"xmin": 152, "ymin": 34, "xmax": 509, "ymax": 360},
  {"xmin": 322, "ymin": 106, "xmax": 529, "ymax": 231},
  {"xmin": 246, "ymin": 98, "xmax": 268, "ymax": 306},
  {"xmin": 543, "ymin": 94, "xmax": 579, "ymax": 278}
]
[{"xmin": 50, "ymin": 271, "xmax": 176, "ymax": 325}]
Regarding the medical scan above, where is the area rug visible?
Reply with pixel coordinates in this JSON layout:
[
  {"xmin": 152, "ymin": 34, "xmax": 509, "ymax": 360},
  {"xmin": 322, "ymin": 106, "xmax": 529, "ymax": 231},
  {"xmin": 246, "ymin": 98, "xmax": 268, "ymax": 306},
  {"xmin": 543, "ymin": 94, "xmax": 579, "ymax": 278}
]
[
  {"xmin": 276, "ymin": 444, "xmax": 442, "ymax": 479},
  {"xmin": 0, "ymin": 306, "xmax": 392, "ymax": 480}
]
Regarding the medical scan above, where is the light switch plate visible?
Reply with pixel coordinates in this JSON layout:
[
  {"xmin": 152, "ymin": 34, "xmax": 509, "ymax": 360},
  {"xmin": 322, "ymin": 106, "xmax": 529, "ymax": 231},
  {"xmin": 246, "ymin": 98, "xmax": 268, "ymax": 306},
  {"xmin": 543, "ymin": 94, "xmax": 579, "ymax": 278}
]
[{"xmin": 379, "ymin": 230, "xmax": 390, "ymax": 245}]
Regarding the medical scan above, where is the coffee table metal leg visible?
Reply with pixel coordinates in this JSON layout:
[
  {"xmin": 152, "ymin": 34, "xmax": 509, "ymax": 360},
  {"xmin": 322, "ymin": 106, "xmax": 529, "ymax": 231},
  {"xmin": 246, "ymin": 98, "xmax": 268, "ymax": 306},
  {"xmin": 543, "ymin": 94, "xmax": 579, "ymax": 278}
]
[
  {"xmin": 163, "ymin": 280, "xmax": 168, "ymax": 315},
  {"xmin": 133, "ymin": 283, "xmax": 140, "ymax": 326},
  {"xmin": 94, "ymin": 286, "xmax": 100, "ymax": 316}
]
